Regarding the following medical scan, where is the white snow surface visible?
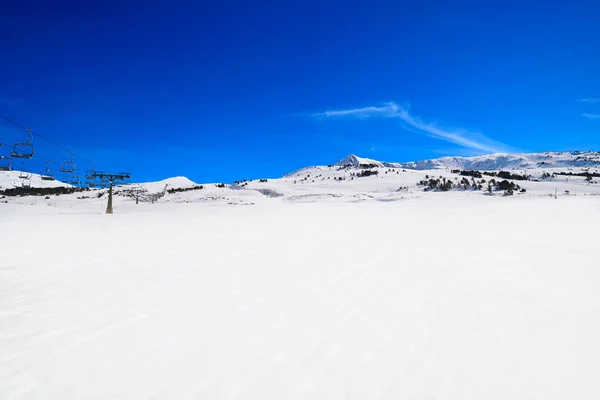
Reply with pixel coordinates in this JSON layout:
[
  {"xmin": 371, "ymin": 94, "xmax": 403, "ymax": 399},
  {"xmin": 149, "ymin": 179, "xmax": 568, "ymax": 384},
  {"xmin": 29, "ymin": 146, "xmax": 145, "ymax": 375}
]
[
  {"xmin": 2, "ymin": 152, "xmax": 600, "ymax": 398},
  {"xmin": 334, "ymin": 154, "xmax": 402, "ymax": 169},
  {"xmin": 0, "ymin": 170, "xmax": 69, "ymax": 190},
  {"xmin": 327, "ymin": 151, "xmax": 600, "ymax": 171},
  {"xmin": 396, "ymin": 150, "xmax": 600, "ymax": 170},
  {"xmin": 2, "ymin": 196, "xmax": 600, "ymax": 399},
  {"xmin": 124, "ymin": 176, "xmax": 199, "ymax": 193}
]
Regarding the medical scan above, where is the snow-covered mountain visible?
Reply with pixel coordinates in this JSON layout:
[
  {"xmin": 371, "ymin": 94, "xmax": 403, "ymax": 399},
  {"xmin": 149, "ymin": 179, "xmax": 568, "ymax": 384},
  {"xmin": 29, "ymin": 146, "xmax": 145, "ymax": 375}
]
[
  {"xmin": 2, "ymin": 150, "xmax": 600, "ymax": 207},
  {"xmin": 328, "ymin": 151, "xmax": 600, "ymax": 172},
  {"xmin": 132, "ymin": 176, "xmax": 198, "ymax": 192},
  {"xmin": 334, "ymin": 154, "xmax": 402, "ymax": 169},
  {"xmin": 0, "ymin": 170, "xmax": 70, "ymax": 190},
  {"xmin": 393, "ymin": 151, "xmax": 600, "ymax": 171}
]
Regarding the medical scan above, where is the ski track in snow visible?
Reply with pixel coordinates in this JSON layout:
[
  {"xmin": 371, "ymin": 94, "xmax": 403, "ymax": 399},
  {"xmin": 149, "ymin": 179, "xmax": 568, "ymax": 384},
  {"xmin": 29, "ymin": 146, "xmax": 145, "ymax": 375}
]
[{"xmin": 2, "ymin": 197, "xmax": 600, "ymax": 399}]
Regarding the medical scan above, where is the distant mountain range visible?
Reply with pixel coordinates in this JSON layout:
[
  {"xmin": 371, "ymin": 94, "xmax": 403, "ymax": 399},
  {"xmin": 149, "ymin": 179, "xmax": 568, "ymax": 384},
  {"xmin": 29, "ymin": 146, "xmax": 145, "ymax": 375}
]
[
  {"xmin": 3, "ymin": 151, "xmax": 600, "ymax": 192},
  {"xmin": 334, "ymin": 151, "xmax": 600, "ymax": 171}
]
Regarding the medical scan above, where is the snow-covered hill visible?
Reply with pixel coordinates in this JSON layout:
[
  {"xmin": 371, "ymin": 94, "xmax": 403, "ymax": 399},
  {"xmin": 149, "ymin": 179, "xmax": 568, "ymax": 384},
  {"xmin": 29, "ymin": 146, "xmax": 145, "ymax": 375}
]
[
  {"xmin": 334, "ymin": 154, "xmax": 402, "ymax": 169},
  {"xmin": 2, "ymin": 151, "xmax": 600, "ymax": 207},
  {"xmin": 396, "ymin": 151, "xmax": 600, "ymax": 170},
  {"xmin": 3, "ymin": 151, "xmax": 600, "ymax": 399},
  {"xmin": 0, "ymin": 170, "xmax": 69, "ymax": 190},
  {"xmin": 287, "ymin": 151, "xmax": 600, "ymax": 178},
  {"xmin": 132, "ymin": 176, "xmax": 198, "ymax": 192}
]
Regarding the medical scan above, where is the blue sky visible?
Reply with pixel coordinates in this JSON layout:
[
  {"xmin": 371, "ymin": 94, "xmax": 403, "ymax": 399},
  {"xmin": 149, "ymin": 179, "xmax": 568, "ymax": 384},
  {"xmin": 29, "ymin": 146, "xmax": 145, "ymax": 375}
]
[{"xmin": 1, "ymin": 0, "xmax": 599, "ymax": 182}]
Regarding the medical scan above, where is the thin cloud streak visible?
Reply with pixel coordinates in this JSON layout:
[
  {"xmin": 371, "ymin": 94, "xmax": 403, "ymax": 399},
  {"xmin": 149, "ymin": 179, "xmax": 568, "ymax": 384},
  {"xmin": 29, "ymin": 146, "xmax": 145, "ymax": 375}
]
[
  {"xmin": 580, "ymin": 98, "xmax": 600, "ymax": 104},
  {"xmin": 314, "ymin": 103, "xmax": 399, "ymax": 119},
  {"xmin": 314, "ymin": 102, "xmax": 509, "ymax": 153},
  {"xmin": 582, "ymin": 113, "xmax": 600, "ymax": 119}
]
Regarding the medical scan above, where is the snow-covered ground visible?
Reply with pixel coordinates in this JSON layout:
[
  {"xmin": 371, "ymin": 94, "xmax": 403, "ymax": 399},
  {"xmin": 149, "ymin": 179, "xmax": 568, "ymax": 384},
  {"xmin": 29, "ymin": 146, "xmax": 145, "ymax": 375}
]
[
  {"xmin": 2, "ymin": 195, "xmax": 600, "ymax": 399},
  {"xmin": 0, "ymin": 170, "xmax": 69, "ymax": 190},
  {"xmin": 2, "ymin": 152, "xmax": 600, "ymax": 398}
]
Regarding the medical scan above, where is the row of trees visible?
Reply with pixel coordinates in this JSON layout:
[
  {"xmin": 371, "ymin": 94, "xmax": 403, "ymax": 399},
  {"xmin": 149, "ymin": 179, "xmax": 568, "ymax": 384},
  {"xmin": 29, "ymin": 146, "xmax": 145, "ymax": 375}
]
[
  {"xmin": 233, "ymin": 178, "xmax": 268, "ymax": 185},
  {"xmin": 167, "ymin": 185, "xmax": 204, "ymax": 194},
  {"xmin": 418, "ymin": 176, "xmax": 526, "ymax": 195},
  {"xmin": 451, "ymin": 169, "xmax": 530, "ymax": 181},
  {"xmin": 355, "ymin": 170, "xmax": 379, "ymax": 177},
  {"xmin": 0, "ymin": 186, "xmax": 89, "ymax": 197},
  {"xmin": 554, "ymin": 171, "xmax": 600, "ymax": 178}
]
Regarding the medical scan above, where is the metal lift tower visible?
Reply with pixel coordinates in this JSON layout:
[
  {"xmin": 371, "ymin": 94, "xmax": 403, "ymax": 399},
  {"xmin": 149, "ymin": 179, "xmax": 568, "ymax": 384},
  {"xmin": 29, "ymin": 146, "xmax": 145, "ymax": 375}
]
[{"xmin": 91, "ymin": 172, "xmax": 131, "ymax": 214}]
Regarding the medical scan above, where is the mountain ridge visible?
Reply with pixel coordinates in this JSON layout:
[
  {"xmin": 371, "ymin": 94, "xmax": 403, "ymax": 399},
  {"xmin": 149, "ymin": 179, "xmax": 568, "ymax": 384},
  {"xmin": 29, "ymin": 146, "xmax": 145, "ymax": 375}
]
[{"xmin": 333, "ymin": 151, "xmax": 600, "ymax": 172}]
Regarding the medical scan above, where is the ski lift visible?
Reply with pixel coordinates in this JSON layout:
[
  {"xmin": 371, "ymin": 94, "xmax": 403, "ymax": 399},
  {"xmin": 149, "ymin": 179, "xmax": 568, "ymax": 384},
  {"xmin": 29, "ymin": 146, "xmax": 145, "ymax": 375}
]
[
  {"xmin": 97, "ymin": 173, "xmax": 109, "ymax": 186},
  {"xmin": 85, "ymin": 164, "xmax": 96, "ymax": 179},
  {"xmin": 85, "ymin": 164, "xmax": 97, "ymax": 188},
  {"xmin": 18, "ymin": 163, "xmax": 32, "ymax": 179},
  {"xmin": 69, "ymin": 174, "xmax": 81, "ymax": 186},
  {"xmin": 0, "ymin": 155, "xmax": 11, "ymax": 171},
  {"xmin": 10, "ymin": 128, "xmax": 34, "ymax": 159},
  {"xmin": 0, "ymin": 143, "xmax": 12, "ymax": 171},
  {"xmin": 60, "ymin": 152, "xmax": 76, "ymax": 173},
  {"xmin": 41, "ymin": 161, "xmax": 55, "ymax": 181}
]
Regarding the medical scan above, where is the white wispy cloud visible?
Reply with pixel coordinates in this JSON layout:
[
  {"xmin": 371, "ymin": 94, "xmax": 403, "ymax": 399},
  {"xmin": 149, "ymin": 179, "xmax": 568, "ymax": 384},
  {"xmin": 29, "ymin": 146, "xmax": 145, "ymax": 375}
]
[
  {"xmin": 314, "ymin": 102, "xmax": 509, "ymax": 154},
  {"xmin": 580, "ymin": 98, "xmax": 600, "ymax": 104},
  {"xmin": 314, "ymin": 103, "xmax": 400, "ymax": 119},
  {"xmin": 582, "ymin": 113, "xmax": 600, "ymax": 119}
]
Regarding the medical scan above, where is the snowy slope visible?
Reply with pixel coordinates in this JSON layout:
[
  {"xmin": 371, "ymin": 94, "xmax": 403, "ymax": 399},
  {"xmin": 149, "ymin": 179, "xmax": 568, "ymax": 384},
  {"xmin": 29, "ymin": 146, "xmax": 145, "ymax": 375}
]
[
  {"xmin": 2, "ymin": 197, "xmax": 600, "ymax": 399},
  {"xmin": 2, "ymin": 150, "xmax": 600, "ymax": 398},
  {"xmin": 130, "ymin": 176, "xmax": 199, "ymax": 192},
  {"xmin": 334, "ymin": 154, "xmax": 402, "ymax": 168},
  {"xmin": 0, "ymin": 170, "xmax": 70, "ymax": 190},
  {"xmin": 3, "ymin": 151, "xmax": 600, "ymax": 208},
  {"xmin": 305, "ymin": 151, "xmax": 600, "ymax": 173},
  {"xmin": 397, "ymin": 151, "xmax": 600, "ymax": 170},
  {"xmin": 3, "ymin": 162, "xmax": 600, "ymax": 209}
]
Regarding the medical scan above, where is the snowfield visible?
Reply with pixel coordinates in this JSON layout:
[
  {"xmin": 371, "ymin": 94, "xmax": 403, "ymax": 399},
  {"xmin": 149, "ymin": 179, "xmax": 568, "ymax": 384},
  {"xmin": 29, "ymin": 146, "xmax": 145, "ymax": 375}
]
[
  {"xmin": 2, "ymin": 152, "xmax": 600, "ymax": 399},
  {"xmin": 2, "ymin": 196, "xmax": 600, "ymax": 399}
]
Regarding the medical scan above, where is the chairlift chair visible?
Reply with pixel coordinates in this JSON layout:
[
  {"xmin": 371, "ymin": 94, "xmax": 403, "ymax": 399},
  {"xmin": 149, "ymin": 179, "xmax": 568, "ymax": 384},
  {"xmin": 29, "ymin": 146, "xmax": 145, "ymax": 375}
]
[
  {"xmin": 21, "ymin": 177, "xmax": 32, "ymax": 188},
  {"xmin": 10, "ymin": 129, "xmax": 34, "ymax": 159},
  {"xmin": 85, "ymin": 164, "xmax": 97, "ymax": 188},
  {"xmin": 0, "ymin": 155, "xmax": 11, "ymax": 171},
  {"xmin": 69, "ymin": 174, "xmax": 81, "ymax": 186},
  {"xmin": 41, "ymin": 161, "xmax": 55, "ymax": 181},
  {"xmin": 18, "ymin": 163, "xmax": 31, "ymax": 179},
  {"xmin": 85, "ymin": 163, "xmax": 96, "ymax": 180},
  {"xmin": 60, "ymin": 152, "xmax": 76, "ymax": 173}
]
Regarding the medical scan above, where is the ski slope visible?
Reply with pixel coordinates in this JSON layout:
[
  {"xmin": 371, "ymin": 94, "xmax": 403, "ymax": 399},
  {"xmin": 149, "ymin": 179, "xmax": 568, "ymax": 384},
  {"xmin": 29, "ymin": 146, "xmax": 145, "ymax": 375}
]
[
  {"xmin": 0, "ymin": 170, "xmax": 69, "ymax": 190},
  {"xmin": 2, "ymin": 196, "xmax": 600, "ymax": 399}
]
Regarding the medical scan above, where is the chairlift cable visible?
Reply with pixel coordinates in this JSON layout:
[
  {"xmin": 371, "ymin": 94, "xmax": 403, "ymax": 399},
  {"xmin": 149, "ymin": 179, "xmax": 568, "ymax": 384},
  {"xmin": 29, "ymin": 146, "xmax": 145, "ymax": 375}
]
[
  {"xmin": 0, "ymin": 114, "xmax": 96, "ymax": 166},
  {"xmin": 1, "ymin": 114, "xmax": 130, "ymax": 185}
]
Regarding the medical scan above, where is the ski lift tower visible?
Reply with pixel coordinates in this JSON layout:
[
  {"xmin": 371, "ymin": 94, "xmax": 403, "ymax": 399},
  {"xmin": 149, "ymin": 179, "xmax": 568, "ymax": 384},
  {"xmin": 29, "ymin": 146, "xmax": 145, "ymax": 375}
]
[{"xmin": 91, "ymin": 171, "xmax": 131, "ymax": 214}]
